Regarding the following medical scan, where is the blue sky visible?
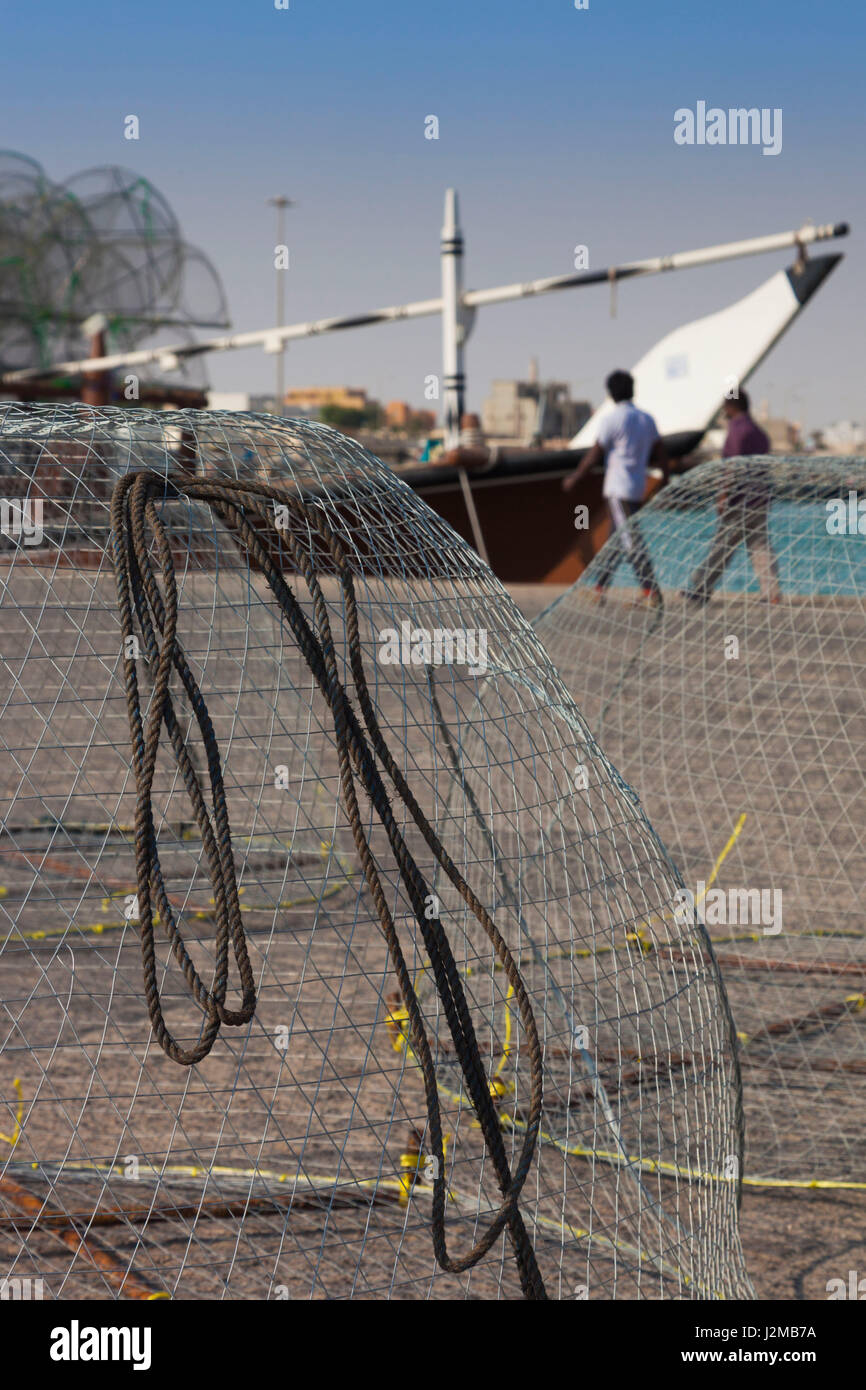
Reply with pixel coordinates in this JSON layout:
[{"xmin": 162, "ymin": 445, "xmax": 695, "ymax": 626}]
[{"xmin": 3, "ymin": 0, "xmax": 863, "ymax": 426}]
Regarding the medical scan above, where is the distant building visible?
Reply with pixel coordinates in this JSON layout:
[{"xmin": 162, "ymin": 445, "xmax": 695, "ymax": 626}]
[
  {"xmin": 482, "ymin": 367, "xmax": 591, "ymax": 445},
  {"xmin": 753, "ymin": 400, "xmax": 803, "ymax": 454},
  {"xmin": 283, "ymin": 386, "xmax": 369, "ymax": 415},
  {"xmin": 482, "ymin": 380, "xmax": 538, "ymax": 443},
  {"xmin": 764, "ymin": 418, "xmax": 803, "ymax": 453},
  {"xmin": 206, "ymin": 391, "xmax": 287, "ymax": 415},
  {"xmin": 817, "ymin": 420, "xmax": 866, "ymax": 455},
  {"xmin": 775, "ymin": 420, "xmax": 802, "ymax": 452},
  {"xmin": 207, "ymin": 391, "xmax": 251, "ymax": 412},
  {"xmin": 384, "ymin": 400, "xmax": 437, "ymax": 432}
]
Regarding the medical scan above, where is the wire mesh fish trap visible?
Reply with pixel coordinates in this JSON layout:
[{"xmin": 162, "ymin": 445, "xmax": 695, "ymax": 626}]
[
  {"xmin": 533, "ymin": 456, "xmax": 866, "ymax": 1189},
  {"xmin": 0, "ymin": 405, "xmax": 751, "ymax": 1300},
  {"xmin": 0, "ymin": 151, "xmax": 228, "ymax": 378}
]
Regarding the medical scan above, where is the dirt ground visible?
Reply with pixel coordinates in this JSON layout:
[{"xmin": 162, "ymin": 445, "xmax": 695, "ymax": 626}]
[
  {"xmin": 516, "ymin": 583, "xmax": 866, "ymax": 1301},
  {"xmin": 738, "ymin": 1188, "xmax": 866, "ymax": 1300},
  {"xmin": 0, "ymin": 561, "xmax": 856, "ymax": 1302}
]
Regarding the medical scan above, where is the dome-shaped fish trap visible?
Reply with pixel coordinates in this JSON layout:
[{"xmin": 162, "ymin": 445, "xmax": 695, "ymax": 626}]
[
  {"xmin": 0, "ymin": 406, "xmax": 751, "ymax": 1300},
  {"xmin": 0, "ymin": 153, "xmax": 227, "ymax": 379},
  {"xmin": 534, "ymin": 456, "xmax": 866, "ymax": 1189}
]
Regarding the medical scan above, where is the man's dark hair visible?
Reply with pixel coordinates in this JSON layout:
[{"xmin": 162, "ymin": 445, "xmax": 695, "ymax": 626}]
[
  {"xmin": 606, "ymin": 370, "xmax": 634, "ymax": 403},
  {"xmin": 726, "ymin": 387, "xmax": 750, "ymax": 413}
]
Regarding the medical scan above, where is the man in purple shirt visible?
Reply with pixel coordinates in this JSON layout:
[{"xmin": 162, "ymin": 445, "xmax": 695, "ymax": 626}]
[
  {"xmin": 683, "ymin": 389, "xmax": 781, "ymax": 604},
  {"xmin": 723, "ymin": 390, "xmax": 771, "ymax": 457}
]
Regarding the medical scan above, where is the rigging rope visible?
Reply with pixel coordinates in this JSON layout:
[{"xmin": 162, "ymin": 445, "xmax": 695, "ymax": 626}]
[{"xmin": 109, "ymin": 469, "xmax": 546, "ymax": 1298}]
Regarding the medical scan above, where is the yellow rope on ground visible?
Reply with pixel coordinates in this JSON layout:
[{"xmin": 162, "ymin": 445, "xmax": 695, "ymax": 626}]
[
  {"xmin": 490, "ymin": 982, "xmax": 515, "ymax": 1098},
  {"xmin": 700, "ymin": 813, "xmax": 748, "ymax": 900},
  {"xmin": 9, "ymin": 1156, "xmax": 689, "ymax": 1291},
  {"xmin": 0, "ymin": 1077, "xmax": 23, "ymax": 1148},
  {"xmin": 0, "ymin": 837, "xmax": 357, "ymax": 945},
  {"xmin": 385, "ymin": 1005, "xmax": 866, "ymax": 1193},
  {"xmin": 6, "ymin": 802, "xmax": 865, "ymax": 1232}
]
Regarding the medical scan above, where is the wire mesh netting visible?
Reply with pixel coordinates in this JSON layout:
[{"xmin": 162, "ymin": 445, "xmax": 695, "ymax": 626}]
[
  {"xmin": 533, "ymin": 455, "xmax": 866, "ymax": 1190},
  {"xmin": 0, "ymin": 406, "xmax": 752, "ymax": 1300},
  {"xmin": 0, "ymin": 152, "xmax": 228, "ymax": 378}
]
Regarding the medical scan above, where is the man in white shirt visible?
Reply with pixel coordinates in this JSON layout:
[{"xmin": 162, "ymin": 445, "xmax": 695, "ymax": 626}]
[{"xmin": 563, "ymin": 369, "xmax": 668, "ymax": 604}]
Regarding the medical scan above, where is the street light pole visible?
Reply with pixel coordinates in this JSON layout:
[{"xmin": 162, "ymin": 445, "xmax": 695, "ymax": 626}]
[{"xmin": 268, "ymin": 195, "xmax": 294, "ymax": 414}]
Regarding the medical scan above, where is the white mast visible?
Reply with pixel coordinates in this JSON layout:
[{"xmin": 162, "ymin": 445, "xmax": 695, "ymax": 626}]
[{"xmin": 440, "ymin": 188, "xmax": 465, "ymax": 448}]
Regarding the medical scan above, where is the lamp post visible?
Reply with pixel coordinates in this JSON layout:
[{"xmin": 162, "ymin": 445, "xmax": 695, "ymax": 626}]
[{"xmin": 268, "ymin": 195, "xmax": 295, "ymax": 414}]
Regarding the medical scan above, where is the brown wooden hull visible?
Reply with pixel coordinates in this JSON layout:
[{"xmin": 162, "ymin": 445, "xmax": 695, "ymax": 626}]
[{"xmin": 412, "ymin": 469, "xmax": 663, "ymax": 584}]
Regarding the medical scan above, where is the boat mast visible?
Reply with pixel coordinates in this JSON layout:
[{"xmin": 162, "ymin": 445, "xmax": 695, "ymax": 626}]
[
  {"xmin": 1, "ymin": 204, "xmax": 847, "ymax": 453},
  {"xmin": 440, "ymin": 188, "xmax": 465, "ymax": 450}
]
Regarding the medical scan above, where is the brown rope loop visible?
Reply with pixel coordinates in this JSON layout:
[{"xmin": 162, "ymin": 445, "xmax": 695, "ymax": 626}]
[{"xmin": 110, "ymin": 469, "xmax": 546, "ymax": 1298}]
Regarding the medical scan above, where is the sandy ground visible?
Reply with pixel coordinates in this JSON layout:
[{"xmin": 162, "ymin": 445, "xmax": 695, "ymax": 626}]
[
  {"xmin": 516, "ymin": 583, "xmax": 866, "ymax": 1301},
  {"xmin": 0, "ymin": 563, "xmax": 851, "ymax": 1301}
]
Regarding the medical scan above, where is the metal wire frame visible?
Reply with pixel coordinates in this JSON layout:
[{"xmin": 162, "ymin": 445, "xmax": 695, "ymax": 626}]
[
  {"xmin": 533, "ymin": 456, "xmax": 866, "ymax": 1189},
  {"xmin": 0, "ymin": 405, "xmax": 752, "ymax": 1299},
  {"xmin": 0, "ymin": 152, "xmax": 228, "ymax": 377}
]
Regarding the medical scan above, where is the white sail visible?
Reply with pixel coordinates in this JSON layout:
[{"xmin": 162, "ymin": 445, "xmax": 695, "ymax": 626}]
[{"xmin": 571, "ymin": 254, "xmax": 842, "ymax": 446}]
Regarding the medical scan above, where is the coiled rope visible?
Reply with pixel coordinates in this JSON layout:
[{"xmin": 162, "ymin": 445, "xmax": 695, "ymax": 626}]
[{"xmin": 110, "ymin": 469, "xmax": 546, "ymax": 1298}]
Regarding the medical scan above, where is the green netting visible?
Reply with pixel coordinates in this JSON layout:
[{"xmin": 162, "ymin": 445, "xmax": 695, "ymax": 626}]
[{"xmin": 0, "ymin": 153, "xmax": 227, "ymax": 377}]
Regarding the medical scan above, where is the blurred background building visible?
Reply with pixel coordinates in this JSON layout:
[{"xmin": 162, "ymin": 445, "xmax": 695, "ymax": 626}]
[{"xmin": 481, "ymin": 359, "xmax": 591, "ymax": 446}]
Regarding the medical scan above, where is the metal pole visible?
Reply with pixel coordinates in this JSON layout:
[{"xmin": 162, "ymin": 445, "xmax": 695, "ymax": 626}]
[
  {"xmin": 440, "ymin": 189, "xmax": 464, "ymax": 449},
  {"xmin": 268, "ymin": 195, "xmax": 293, "ymax": 414},
  {"xmin": 79, "ymin": 313, "xmax": 110, "ymax": 406},
  {"xmin": 457, "ymin": 467, "xmax": 491, "ymax": 566},
  {"xmin": 3, "ymin": 218, "xmax": 847, "ymax": 386},
  {"xmin": 462, "ymin": 222, "xmax": 850, "ymax": 309}
]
